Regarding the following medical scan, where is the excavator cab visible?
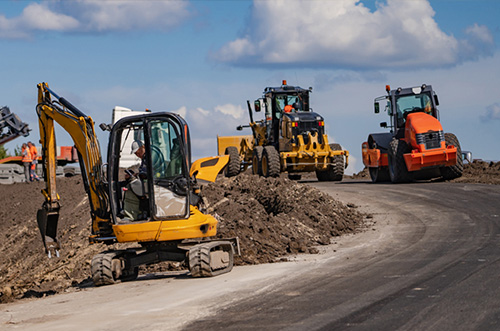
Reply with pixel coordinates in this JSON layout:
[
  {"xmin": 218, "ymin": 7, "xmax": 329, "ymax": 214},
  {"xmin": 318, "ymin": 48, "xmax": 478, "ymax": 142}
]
[{"xmin": 108, "ymin": 113, "xmax": 192, "ymax": 223}]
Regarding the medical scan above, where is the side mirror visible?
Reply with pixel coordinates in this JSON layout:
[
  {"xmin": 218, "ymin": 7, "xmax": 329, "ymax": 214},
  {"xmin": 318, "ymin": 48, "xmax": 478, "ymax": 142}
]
[
  {"xmin": 434, "ymin": 95, "xmax": 439, "ymax": 106},
  {"xmin": 380, "ymin": 122, "xmax": 387, "ymax": 128},
  {"xmin": 236, "ymin": 125, "xmax": 243, "ymax": 131},
  {"xmin": 374, "ymin": 102, "xmax": 380, "ymax": 114},
  {"xmin": 254, "ymin": 100, "xmax": 261, "ymax": 112},
  {"xmin": 99, "ymin": 123, "xmax": 112, "ymax": 132}
]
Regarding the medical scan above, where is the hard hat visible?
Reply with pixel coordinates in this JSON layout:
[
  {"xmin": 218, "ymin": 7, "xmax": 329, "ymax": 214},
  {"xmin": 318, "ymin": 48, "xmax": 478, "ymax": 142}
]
[{"xmin": 131, "ymin": 140, "xmax": 144, "ymax": 154}]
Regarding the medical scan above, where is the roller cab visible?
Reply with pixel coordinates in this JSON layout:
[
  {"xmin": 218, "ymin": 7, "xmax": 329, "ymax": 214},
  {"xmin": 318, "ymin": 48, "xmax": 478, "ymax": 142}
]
[{"xmin": 363, "ymin": 84, "xmax": 463, "ymax": 183}]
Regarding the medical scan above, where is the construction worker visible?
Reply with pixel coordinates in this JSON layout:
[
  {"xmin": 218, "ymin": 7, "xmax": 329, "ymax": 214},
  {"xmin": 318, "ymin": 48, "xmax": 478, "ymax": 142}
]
[
  {"xmin": 28, "ymin": 141, "xmax": 40, "ymax": 181},
  {"xmin": 424, "ymin": 97, "xmax": 432, "ymax": 114},
  {"xmin": 130, "ymin": 140, "xmax": 149, "ymax": 219},
  {"xmin": 131, "ymin": 140, "xmax": 147, "ymax": 175},
  {"xmin": 21, "ymin": 143, "xmax": 32, "ymax": 183}
]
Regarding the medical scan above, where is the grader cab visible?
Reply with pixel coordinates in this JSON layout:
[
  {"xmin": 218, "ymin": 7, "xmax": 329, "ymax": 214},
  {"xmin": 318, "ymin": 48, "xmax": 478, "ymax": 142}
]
[{"xmin": 218, "ymin": 80, "xmax": 348, "ymax": 181}]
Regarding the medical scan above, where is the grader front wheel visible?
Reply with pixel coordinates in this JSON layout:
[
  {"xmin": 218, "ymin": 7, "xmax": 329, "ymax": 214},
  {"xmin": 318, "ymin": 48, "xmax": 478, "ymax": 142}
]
[
  {"xmin": 261, "ymin": 146, "xmax": 280, "ymax": 178},
  {"xmin": 252, "ymin": 146, "xmax": 264, "ymax": 175},
  {"xmin": 224, "ymin": 146, "xmax": 241, "ymax": 177}
]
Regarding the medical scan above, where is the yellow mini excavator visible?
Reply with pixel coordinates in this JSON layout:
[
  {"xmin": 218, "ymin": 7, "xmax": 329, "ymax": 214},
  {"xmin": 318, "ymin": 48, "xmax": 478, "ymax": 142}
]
[{"xmin": 35, "ymin": 83, "xmax": 238, "ymax": 285}]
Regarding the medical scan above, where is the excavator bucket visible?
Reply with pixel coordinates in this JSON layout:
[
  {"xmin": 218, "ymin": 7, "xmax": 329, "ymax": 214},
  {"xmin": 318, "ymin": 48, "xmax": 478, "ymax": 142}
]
[{"xmin": 36, "ymin": 208, "xmax": 61, "ymax": 258}]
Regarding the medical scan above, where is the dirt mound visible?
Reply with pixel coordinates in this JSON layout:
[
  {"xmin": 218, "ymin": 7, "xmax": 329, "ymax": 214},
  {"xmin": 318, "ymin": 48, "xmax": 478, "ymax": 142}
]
[
  {"xmin": 0, "ymin": 174, "xmax": 366, "ymax": 304},
  {"xmin": 451, "ymin": 160, "xmax": 500, "ymax": 185},
  {"xmin": 202, "ymin": 173, "xmax": 365, "ymax": 264},
  {"xmin": 350, "ymin": 167, "xmax": 370, "ymax": 180},
  {"xmin": 0, "ymin": 177, "xmax": 99, "ymax": 303}
]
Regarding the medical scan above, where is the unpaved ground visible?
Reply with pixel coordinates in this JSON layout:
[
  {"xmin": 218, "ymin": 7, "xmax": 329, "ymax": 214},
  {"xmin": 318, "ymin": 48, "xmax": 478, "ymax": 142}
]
[
  {"xmin": 0, "ymin": 160, "xmax": 497, "ymax": 304},
  {"xmin": 0, "ymin": 173, "xmax": 366, "ymax": 304}
]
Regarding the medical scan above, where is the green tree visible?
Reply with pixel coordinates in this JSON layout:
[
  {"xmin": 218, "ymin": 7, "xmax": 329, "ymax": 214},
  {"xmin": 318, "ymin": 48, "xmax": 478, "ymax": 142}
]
[
  {"xmin": 13, "ymin": 145, "xmax": 21, "ymax": 156},
  {"xmin": 0, "ymin": 144, "xmax": 7, "ymax": 159}
]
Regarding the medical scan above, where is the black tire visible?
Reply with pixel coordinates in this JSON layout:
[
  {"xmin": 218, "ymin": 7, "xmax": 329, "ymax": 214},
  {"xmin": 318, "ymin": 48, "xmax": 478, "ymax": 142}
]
[
  {"xmin": 388, "ymin": 139, "xmax": 412, "ymax": 183},
  {"xmin": 91, "ymin": 252, "xmax": 119, "ymax": 286},
  {"xmin": 224, "ymin": 146, "xmax": 240, "ymax": 177},
  {"xmin": 440, "ymin": 133, "xmax": 464, "ymax": 180},
  {"xmin": 315, "ymin": 144, "xmax": 344, "ymax": 182},
  {"xmin": 252, "ymin": 146, "xmax": 264, "ymax": 175},
  {"xmin": 369, "ymin": 167, "xmax": 390, "ymax": 183},
  {"xmin": 329, "ymin": 143, "xmax": 345, "ymax": 178},
  {"xmin": 261, "ymin": 146, "xmax": 280, "ymax": 177},
  {"xmin": 288, "ymin": 173, "xmax": 302, "ymax": 180}
]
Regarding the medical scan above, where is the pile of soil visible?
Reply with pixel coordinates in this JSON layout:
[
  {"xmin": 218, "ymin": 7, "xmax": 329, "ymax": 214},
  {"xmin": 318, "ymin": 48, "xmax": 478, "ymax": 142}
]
[
  {"xmin": 203, "ymin": 173, "xmax": 365, "ymax": 264},
  {"xmin": 451, "ymin": 160, "xmax": 500, "ymax": 185},
  {"xmin": 351, "ymin": 160, "xmax": 500, "ymax": 185},
  {"xmin": 0, "ymin": 174, "xmax": 366, "ymax": 304}
]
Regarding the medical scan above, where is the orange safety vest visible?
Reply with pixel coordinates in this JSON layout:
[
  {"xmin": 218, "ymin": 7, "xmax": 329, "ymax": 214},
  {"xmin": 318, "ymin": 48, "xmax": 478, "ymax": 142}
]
[
  {"xmin": 29, "ymin": 145, "xmax": 38, "ymax": 161},
  {"xmin": 22, "ymin": 147, "xmax": 32, "ymax": 163}
]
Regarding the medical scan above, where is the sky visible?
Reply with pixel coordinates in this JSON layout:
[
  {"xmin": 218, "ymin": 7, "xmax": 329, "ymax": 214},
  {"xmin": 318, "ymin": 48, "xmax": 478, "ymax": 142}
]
[{"xmin": 1, "ymin": 0, "xmax": 499, "ymax": 174}]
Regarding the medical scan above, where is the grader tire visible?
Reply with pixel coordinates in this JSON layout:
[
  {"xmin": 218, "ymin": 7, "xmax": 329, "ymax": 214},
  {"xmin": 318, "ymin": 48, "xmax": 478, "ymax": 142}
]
[
  {"xmin": 224, "ymin": 146, "xmax": 241, "ymax": 177},
  {"xmin": 262, "ymin": 146, "xmax": 280, "ymax": 178},
  {"xmin": 252, "ymin": 146, "xmax": 264, "ymax": 175},
  {"xmin": 329, "ymin": 143, "xmax": 345, "ymax": 180},
  {"xmin": 316, "ymin": 144, "xmax": 344, "ymax": 182},
  {"xmin": 440, "ymin": 133, "xmax": 464, "ymax": 180}
]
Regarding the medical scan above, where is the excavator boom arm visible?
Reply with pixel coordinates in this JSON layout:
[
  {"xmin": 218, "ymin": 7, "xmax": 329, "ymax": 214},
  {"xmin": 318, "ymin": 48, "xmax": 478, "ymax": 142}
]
[{"xmin": 36, "ymin": 83, "xmax": 110, "ymax": 257}]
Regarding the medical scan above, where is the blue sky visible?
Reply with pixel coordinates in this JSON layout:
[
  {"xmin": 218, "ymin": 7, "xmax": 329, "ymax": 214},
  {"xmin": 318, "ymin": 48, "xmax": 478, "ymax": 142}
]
[{"xmin": 1, "ymin": 0, "xmax": 499, "ymax": 174}]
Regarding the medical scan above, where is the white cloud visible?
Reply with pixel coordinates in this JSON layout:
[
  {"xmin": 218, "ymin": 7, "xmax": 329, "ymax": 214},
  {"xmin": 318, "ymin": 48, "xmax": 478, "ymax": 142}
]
[
  {"xmin": 0, "ymin": 3, "xmax": 79, "ymax": 39},
  {"xmin": 22, "ymin": 3, "xmax": 79, "ymax": 31},
  {"xmin": 171, "ymin": 106, "xmax": 187, "ymax": 119},
  {"xmin": 213, "ymin": 0, "xmax": 494, "ymax": 70},
  {"xmin": 215, "ymin": 104, "xmax": 245, "ymax": 119},
  {"xmin": 55, "ymin": 0, "xmax": 191, "ymax": 32},
  {"xmin": 195, "ymin": 107, "xmax": 210, "ymax": 116},
  {"xmin": 0, "ymin": 0, "xmax": 191, "ymax": 38},
  {"xmin": 482, "ymin": 103, "xmax": 500, "ymax": 121}
]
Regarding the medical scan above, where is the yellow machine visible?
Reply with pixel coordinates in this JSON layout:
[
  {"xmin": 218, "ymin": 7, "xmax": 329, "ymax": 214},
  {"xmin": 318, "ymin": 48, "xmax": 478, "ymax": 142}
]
[
  {"xmin": 217, "ymin": 80, "xmax": 349, "ymax": 181},
  {"xmin": 36, "ymin": 83, "xmax": 238, "ymax": 285}
]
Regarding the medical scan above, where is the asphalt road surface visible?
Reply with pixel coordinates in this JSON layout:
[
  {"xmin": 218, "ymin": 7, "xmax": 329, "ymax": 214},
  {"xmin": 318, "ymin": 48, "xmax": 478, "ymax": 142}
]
[{"xmin": 2, "ymin": 180, "xmax": 499, "ymax": 331}]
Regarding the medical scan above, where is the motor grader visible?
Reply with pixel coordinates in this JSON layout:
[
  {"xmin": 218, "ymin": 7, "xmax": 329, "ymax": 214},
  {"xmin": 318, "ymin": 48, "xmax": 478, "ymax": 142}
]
[
  {"xmin": 362, "ymin": 84, "xmax": 463, "ymax": 183},
  {"xmin": 35, "ymin": 83, "xmax": 239, "ymax": 286},
  {"xmin": 217, "ymin": 80, "xmax": 349, "ymax": 181}
]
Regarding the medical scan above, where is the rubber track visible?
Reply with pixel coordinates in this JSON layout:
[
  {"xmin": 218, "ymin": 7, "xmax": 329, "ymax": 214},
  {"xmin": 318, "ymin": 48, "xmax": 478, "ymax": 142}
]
[
  {"xmin": 189, "ymin": 242, "xmax": 234, "ymax": 278},
  {"xmin": 91, "ymin": 252, "xmax": 116, "ymax": 286},
  {"xmin": 189, "ymin": 245, "xmax": 213, "ymax": 277}
]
